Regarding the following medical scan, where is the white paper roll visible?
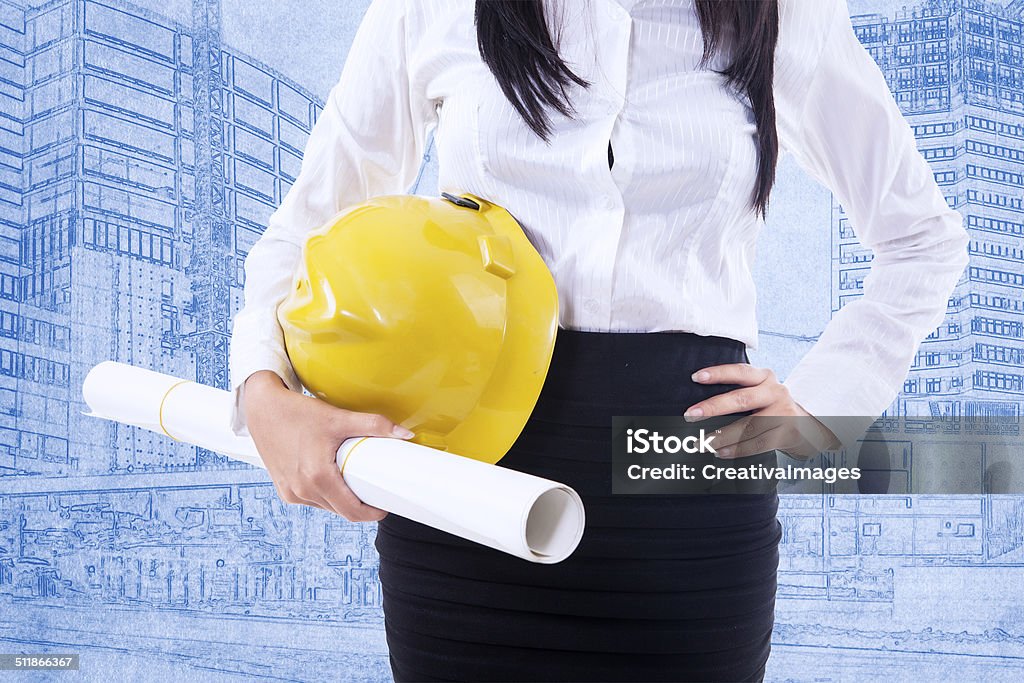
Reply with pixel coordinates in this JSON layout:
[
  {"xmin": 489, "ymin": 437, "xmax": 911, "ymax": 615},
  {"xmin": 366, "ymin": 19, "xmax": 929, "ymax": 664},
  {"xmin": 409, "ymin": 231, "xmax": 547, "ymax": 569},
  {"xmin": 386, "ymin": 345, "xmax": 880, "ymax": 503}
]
[
  {"xmin": 81, "ymin": 361, "xmax": 265, "ymax": 468},
  {"xmin": 81, "ymin": 361, "xmax": 586, "ymax": 563},
  {"xmin": 337, "ymin": 437, "xmax": 584, "ymax": 562}
]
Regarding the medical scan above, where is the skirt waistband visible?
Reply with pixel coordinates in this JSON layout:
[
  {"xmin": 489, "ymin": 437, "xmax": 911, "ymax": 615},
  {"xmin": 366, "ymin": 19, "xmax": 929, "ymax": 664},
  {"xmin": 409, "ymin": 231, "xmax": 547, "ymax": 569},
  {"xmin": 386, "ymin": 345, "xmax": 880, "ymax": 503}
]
[{"xmin": 530, "ymin": 328, "xmax": 750, "ymax": 427}]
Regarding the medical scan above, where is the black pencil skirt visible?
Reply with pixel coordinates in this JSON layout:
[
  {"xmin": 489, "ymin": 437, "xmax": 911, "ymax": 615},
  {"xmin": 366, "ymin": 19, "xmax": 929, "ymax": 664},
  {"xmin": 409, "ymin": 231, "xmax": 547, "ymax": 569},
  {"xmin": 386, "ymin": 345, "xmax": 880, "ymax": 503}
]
[{"xmin": 374, "ymin": 328, "xmax": 782, "ymax": 682}]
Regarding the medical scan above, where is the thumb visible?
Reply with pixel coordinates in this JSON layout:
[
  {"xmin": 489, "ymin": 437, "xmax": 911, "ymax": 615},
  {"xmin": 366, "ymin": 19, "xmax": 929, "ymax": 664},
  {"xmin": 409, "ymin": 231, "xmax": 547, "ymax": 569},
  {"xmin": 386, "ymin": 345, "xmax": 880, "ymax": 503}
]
[{"xmin": 344, "ymin": 410, "xmax": 416, "ymax": 440}]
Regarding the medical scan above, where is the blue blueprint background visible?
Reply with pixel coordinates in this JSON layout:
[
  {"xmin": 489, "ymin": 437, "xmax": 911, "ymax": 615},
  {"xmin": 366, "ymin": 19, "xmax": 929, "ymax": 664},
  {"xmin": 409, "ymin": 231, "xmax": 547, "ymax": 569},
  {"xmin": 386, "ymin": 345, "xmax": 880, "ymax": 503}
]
[{"xmin": 0, "ymin": 0, "xmax": 1023, "ymax": 680}]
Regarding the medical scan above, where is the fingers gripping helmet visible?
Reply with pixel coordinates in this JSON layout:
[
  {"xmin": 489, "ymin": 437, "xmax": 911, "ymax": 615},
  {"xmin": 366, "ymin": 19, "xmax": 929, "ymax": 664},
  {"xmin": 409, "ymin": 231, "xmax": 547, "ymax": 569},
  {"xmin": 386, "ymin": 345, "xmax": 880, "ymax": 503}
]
[{"xmin": 277, "ymin": 192, "xmax": 559, "ymax": 464}]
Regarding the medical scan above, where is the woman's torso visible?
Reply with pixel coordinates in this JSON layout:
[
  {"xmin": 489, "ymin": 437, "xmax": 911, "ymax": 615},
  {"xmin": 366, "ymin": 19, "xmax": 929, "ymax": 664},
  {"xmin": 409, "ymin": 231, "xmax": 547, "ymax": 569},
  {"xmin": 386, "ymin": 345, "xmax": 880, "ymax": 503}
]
[{"xmin": 401, "ymin": 0, "xmax": 831, "ymax": 343}]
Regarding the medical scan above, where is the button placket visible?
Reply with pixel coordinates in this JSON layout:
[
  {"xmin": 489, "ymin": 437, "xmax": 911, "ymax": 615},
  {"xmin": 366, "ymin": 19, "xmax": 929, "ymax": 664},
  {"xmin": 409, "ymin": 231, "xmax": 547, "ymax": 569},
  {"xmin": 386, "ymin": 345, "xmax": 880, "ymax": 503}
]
[
  {"xmin": 590, "ymin": 2, "xmax": 632, "ymax": 328},
  {"xmin": 569, "ymin": 0, "xmax": 632, "ymax": 330}
]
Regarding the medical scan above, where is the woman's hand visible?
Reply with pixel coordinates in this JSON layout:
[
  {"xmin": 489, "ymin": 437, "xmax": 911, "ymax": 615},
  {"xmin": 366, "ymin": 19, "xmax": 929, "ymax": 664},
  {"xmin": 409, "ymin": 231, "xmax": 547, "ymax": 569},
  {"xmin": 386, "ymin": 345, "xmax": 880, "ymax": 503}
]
[
  {"xmin": 683, "ymin": 363, "xmax": 841, "ymax": 460},
  {"xmin": 242, "ymin": 370, "xmax": 416, "ymax": 521}
]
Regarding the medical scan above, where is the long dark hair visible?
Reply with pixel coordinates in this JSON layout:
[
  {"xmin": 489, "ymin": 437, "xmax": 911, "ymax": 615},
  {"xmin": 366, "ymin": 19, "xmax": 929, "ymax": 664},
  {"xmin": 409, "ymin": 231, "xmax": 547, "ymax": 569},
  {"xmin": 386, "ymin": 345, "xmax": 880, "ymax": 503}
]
[{"xmin": 475, "ymin": 0, "xmax": 780, "ymax": 218}]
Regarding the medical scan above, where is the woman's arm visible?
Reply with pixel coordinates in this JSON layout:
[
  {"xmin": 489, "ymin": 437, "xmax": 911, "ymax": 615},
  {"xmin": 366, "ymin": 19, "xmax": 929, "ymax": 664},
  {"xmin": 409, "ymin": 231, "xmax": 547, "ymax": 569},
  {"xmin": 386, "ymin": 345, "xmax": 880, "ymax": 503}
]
[
  {"xmin": 776, "ymin": 0, "xmax": 970, "ymax": 451},
  {"xmin": 681, "ymin": 0, "xmax": 968, "ymax": 459},
  {"xmin": 228, "ymin": 0, "xmax": 436, "ymax": 520},
  {"xmin": 228, "ymin": 0, "xmax": 437, "ymax": 437}
]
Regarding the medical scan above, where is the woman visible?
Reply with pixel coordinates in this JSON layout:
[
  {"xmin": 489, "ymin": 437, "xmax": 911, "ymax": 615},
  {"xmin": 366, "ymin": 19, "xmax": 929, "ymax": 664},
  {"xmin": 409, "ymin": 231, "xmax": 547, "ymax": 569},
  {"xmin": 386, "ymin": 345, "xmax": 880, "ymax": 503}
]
[{"xmin": 228, "ymin": 0, "xmax": 970, "ymax": 680}]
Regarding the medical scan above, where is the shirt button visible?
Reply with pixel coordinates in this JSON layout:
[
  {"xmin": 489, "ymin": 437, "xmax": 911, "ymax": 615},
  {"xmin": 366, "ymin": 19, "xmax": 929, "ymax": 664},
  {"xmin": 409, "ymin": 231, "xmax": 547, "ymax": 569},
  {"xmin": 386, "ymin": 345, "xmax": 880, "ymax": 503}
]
[
  {"xmin": 584, "ymin": 298, "xmax": 600, "ymax": 314},
  {"xmin": 602, "ymin": 195, "xmax": 616, "ymax": 210}
]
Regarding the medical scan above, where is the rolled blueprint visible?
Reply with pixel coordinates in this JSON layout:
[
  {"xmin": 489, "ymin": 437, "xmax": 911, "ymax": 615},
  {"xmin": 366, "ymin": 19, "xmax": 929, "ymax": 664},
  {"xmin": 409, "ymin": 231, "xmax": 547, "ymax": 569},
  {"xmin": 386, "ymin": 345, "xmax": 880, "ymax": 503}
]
[{"xmin": 81, "ymin": 361, "xmax": 586, "ymax": 563}]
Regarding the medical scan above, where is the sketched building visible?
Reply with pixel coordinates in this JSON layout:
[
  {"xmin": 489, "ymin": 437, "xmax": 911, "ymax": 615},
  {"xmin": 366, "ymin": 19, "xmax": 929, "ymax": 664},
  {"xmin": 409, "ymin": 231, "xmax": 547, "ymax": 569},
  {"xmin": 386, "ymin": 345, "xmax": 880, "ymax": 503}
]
[
  {"xmin": 835, "ymin": 0, "xmax": 1024, "ymax": 418},
  {"xmin": 0, "ymin": 0, "xmax": 389, "ymax": 622},
  {"xmin": 0, "ymin": 0, "xmax": 320, "ymax": 477},
  {"xmin": 773, "ymin": 0, "xmax": 1024, "ymax": 612}
]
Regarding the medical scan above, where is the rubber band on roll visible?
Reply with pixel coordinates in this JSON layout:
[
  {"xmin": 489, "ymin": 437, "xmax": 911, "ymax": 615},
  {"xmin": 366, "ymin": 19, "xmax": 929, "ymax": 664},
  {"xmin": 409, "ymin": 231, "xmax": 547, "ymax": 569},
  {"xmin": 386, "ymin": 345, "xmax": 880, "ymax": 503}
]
[
  {"xmin": 158, "ymin": 379, "xmax": 191, "ymax": 441},
  {"xmin": 339, "ymin": 436, "xmax": 369, "ymax": 477}
]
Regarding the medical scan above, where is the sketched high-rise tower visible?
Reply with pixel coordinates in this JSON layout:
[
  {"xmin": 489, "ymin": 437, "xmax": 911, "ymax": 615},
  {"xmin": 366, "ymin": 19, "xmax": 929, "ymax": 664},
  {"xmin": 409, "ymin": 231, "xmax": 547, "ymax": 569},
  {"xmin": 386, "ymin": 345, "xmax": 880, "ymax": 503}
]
[
  {"xmin": 0, "ymin": 0, "xmax": 322, "ymax": 477},
  {"xmin": 834, "ymin": 0, "xmax": 1024, "ymax": 419}
]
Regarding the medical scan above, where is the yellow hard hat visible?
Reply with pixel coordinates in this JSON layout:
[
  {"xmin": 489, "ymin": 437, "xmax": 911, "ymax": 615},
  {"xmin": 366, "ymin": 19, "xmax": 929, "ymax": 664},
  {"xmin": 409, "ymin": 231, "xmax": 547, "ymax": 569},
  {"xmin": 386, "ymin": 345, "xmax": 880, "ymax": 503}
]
[{"xmin": 277, "ymin": 192, "xmax": 559, "ymax": 465}]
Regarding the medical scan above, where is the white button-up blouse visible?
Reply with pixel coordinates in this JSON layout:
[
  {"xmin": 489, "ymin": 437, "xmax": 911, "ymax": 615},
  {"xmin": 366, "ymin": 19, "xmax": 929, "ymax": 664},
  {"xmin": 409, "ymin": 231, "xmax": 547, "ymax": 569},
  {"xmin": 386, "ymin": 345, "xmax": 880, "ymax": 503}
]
[{"xmin": 227, "ymin": 0, "xmax": 971, "ymax": 452}]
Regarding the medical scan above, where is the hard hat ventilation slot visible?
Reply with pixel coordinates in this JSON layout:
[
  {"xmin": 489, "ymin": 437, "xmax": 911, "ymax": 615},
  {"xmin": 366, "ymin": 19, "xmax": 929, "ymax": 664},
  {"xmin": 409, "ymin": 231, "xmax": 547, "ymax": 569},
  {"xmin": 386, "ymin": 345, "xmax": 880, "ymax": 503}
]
[{"xmin": 441, "ymin": 192, "xmax": 481, "ymax": 211}]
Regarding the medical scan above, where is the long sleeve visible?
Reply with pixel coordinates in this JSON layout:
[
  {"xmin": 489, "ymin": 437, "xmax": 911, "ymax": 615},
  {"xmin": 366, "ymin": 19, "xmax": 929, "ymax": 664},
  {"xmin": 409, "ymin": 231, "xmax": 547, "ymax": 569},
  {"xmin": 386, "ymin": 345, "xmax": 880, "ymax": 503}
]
[
  {"xmin": 227, "ymin": 0, "xmax": 437, "ymax": 436},
  {"xmin": 777, "ymin": 0, "xmax": 970, "ymax": 453}
]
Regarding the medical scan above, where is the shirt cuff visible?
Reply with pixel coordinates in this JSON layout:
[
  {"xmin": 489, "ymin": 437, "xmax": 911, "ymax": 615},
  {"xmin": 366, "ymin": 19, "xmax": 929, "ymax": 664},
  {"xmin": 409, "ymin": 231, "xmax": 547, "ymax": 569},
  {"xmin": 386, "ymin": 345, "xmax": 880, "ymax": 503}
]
[
  {"xmin": 229, "ymin": 348, "xmax": 304, "ymax": 438},
  {"xmin": 782, "ymin": 357, "xmax": 890, "ymax": 455},
  {"xmin": 807, "ymin": 414, "xmax": 878, "ymax": 458}
]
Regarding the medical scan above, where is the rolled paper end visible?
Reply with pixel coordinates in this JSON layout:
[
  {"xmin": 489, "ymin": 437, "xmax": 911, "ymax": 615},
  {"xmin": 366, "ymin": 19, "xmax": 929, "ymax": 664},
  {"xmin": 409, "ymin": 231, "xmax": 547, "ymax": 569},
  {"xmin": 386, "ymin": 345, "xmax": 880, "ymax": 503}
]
[
  {"xmin": 523, "ymin": 487, "xmax": 586, "ymax": 564},
  {"xmin": 82, "ymin": 361, "xmax": 191, "ymax": 431},
  {"xmin": 81, "ymin": 360, "xmax": 122, "ymax": 417},
  {"xmin": 338, "ymin": 436, "xmax": 587, "ymax": 563}
]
